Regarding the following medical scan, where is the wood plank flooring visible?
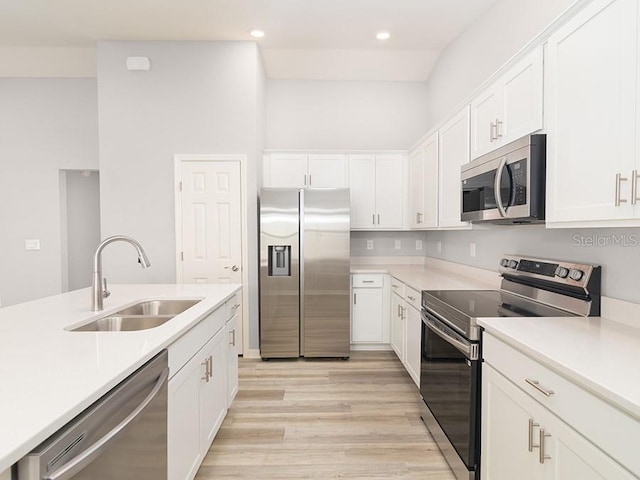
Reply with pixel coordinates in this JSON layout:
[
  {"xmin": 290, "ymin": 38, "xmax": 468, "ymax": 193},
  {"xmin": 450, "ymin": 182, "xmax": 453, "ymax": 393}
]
[{"xmin": 195, "ymin": 351, "xmax": 456, "ymax": 480}]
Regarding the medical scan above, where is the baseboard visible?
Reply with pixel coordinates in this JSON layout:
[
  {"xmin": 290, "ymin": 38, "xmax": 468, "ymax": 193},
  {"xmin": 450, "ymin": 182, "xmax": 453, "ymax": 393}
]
[
  {"xmin": 242, "ymin": 348, "xmax": 262, "ymax": 359},
  {"xmin": 350, "ymin": 343, "xmax": 393, "ymax": 351}
]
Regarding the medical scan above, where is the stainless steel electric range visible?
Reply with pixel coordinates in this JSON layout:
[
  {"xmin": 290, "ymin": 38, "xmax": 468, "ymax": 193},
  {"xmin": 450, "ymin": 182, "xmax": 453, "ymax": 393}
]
[{"xmin": 419, "ymin": 255, "xmax": 601, "ymax": 480}]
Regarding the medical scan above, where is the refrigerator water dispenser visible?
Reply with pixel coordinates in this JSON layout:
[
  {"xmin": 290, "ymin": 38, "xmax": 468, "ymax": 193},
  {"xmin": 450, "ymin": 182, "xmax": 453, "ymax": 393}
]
[{"xmin": 268, "ymin": 245, "xmax": 291, "ymax": 276}]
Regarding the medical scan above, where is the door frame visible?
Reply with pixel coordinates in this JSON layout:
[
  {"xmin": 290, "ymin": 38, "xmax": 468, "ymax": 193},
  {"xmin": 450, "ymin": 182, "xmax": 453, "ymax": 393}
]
[{"xmin": 174, "ymin": 154, "xmax": 249, "ymax": 357}]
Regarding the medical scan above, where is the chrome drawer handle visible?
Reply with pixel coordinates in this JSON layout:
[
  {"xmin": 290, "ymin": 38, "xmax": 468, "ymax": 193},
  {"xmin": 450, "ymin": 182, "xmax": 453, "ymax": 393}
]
[
  {"xmin": 525, "ymin": 378, "xmax": 555, "ymax": 397},
  {"xmin": 539, "ymin": 428, "xmax": 551, "ymax": 464},
  {"xmin": 528, "ymin": 418, "xmax": 539, "ymax": 452},
  {"xmin": 407, "ymin": 295, "xmax": 416, "ymax": 301}
]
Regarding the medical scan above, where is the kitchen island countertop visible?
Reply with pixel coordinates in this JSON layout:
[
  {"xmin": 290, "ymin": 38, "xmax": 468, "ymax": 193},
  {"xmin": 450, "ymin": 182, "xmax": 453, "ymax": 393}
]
[{"xmin": 0, "ymin": 283, "xmax": 241, "ymax": 473}]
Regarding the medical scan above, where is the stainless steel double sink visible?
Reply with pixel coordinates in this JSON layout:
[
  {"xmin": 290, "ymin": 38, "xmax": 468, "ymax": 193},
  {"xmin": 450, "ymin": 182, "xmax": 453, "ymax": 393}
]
[{"xmin": 71, "ymin": 299, "xmax": 201, "ymax": 332}]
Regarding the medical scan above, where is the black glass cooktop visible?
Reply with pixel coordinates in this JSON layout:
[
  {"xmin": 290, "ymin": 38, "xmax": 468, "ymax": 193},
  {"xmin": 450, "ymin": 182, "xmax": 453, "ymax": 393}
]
[{"xmin": 422, "ymin": 290, "xmax": 574, "ymax": 339}]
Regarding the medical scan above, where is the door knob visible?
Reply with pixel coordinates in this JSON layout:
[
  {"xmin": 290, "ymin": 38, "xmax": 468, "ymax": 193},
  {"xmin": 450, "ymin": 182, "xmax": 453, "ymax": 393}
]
[{"xmin": 225, "ymin": 265, "xmax": 240, "ymax": 272}]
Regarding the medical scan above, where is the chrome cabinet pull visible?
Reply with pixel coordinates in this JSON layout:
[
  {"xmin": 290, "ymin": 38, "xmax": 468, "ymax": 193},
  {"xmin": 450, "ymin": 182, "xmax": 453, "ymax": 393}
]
[
  {"xmin": 401, "ymin": 306, "xmax": 406, "ymax": 320},
  {"xmin": 539, "ymin": 428, "xmax": 551, "ymax": 464},
  {"xmin": 372, "ymin": 214, "xmax": 375, "ymax": 225},
  {"xmin": 615, "ymin": 173, "xmax": 628, "ymax": 206},
  {"xmin": 632, "ymin": 170, "xmax": 640, "ymax": 205},
  {"xmin": 490, "ymin": 121, "xmax": 496, "ymax": 142},
  {"xmin": 496, "ymin": 118, "xmax": 503, "ymax": 138},
  {"xmin": 377, "ymin": 214, "xmax": 380, "ymax": 225},
  {"xmin": 528, "ymin": 418, "xmax": 540, "ymax": 452},
  {"xmin": 208, "ymin": 356, "xmax": 213, "ymax": 378},
  {"xmin": 230, "ymin": 329, "xmax": 236, "ymax": 346},
  {"xmin": 525, "ymin": 378, "xmax": 555, "ymax": 397},
  {"xmin": 202, "ymin": 357, "xmax": 210, "ymax": 382},
  {"xmin": 407, "ymin": 295, "xmax": 416, "ymax": 301},
  {"xmin": 391, "ymin": 284, "xmax": 398, "ymax": 289},
  {"xmin": 303, "ymin": 174, "xmax": 307, "ymax": 186},
  {"xmin": 309, "ymin": 174, "xmax": 312, "ymax": 186},
  {"xmin": 362, "ymin": 280, "xmax": 374, "ymax": 283},
  {"xmin": 353, "ymin": 293, "xmax": 357, "ymax": 305}
]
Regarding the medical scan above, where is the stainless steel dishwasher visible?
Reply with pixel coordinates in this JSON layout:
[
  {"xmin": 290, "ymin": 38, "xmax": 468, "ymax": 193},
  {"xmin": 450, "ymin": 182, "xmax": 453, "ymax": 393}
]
[{"xmin": 19, "ymin": 350, "xmax": 169, "ymax": 480}]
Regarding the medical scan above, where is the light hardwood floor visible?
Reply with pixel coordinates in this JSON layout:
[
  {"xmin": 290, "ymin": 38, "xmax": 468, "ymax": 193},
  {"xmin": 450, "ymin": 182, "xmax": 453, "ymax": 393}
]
[{"xmin": 195, "ymin": 351, "xmax": 456, "ymax": 479}]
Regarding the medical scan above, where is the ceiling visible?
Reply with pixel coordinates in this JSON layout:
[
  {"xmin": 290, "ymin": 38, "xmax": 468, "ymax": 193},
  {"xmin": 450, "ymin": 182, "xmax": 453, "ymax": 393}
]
[{"xmin": 0, "ymin": 0, "xmax": 498, "ymax": 81}]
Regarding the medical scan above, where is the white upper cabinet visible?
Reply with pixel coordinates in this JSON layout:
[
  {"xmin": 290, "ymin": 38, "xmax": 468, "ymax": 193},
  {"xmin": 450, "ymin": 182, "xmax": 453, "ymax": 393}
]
[
  {"xmin": 438, "ymin": 107, "xmax": 471, "ymax": 229},
  {"xmin": 264, "ymin": 153, "xmax": 348, "ymax": 188},
  {"xmin": 409, "ymin": 132, "xmax": 439, "ymax": 229},
  {"xmin": 470, "ymin": 46, "xmax": 544, "ymax": 160},
  {"xmin": 349, "ymin": 153, "xmax": 405, "ymax": 230},
  {"xmin": 545, "ymin": 0, "xmax": 640, "ymax": 226}
]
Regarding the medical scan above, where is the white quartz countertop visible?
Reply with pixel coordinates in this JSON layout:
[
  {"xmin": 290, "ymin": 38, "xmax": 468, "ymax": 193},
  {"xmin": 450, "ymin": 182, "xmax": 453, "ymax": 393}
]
[
  {"xmin": 0, "ymin": 283, "xmax": 241, "ymax": 472},
  {"xmin": 351, "ymin": 263, "xmax": 498, "ymax": 291},
  {"xmin": 478, "ymin": 316, "xmax": 640, "ymax": 421}
]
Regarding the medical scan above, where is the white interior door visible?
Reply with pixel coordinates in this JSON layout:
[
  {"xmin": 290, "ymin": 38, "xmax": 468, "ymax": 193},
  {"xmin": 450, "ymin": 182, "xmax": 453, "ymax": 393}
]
[{"xmin": 179, "ymin": 161, "xmax": 242, "ymax": 285}]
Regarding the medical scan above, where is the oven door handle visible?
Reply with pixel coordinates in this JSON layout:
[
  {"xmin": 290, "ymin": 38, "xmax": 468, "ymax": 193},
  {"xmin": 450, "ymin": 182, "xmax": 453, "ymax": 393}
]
[
  {"xmin": 422, "ymin": 312, "xmax": 477, "ymax": 360},
  {"xmin": 494, "ymin": 156, "xmax": 509, "ymax": 218}
]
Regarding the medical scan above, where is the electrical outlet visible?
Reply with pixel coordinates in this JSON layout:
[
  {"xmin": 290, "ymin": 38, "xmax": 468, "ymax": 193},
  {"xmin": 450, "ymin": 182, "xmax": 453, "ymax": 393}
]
[
  {"xmin": 25, "ymin": 239, "xmax": 41, "ymax": 251},
  {"xmin": 415, "ymin": 240, "xmax": 423, "ymax": 250},
  {"xmin": 394, "ymin": 239, "xmax": 402, "ymax": 250},
  {"xmin": 470, "ymin": 242, "xmax": 477, "ymax": 258},
  {"xmin": 437, "ymin": 241, "xmax": 442, "ymax": 253},
  {"xmin": 366, "ymin": 240, "xmax": 374, "ymax": 250}
]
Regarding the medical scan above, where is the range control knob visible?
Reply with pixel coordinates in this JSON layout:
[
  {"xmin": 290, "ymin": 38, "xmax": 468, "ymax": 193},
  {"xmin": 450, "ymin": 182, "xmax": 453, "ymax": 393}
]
[
  {"xmin": 568, "ymin": 269, "xmax": 584, "ymax": 281},
  {"xmin": 500, "ymin": 258, "xmax": 510, "ymax": 267},
  {"xmin": 508, "ymin": 260, "xmax": 519, "ymax": 269},
  {"xmin": 555, "ymin": 266, "xmax": 569, "ymax": 278}
]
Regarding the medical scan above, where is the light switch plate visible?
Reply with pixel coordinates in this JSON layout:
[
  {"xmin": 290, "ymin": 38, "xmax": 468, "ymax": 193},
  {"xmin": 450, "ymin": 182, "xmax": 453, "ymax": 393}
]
[
  {"xmin": 437, "ymin": 241, "xmax": 442, "ymax": 253},
  {"xmin": 25, "ymin": 239, "xmax": 41, "ymax": 251},
  {"xmin": 394, "ymin": 240, "xmax": 402, "ymax": 250},
  {"xmin": 415, "ymin": 240, "xmax": 423, "ymax": 250},
  {"xmin": 366, "ymin": 240, "xmax": 374, "ymax": 250},
  {"xmin": 470, "ymin": 242, "xmax": 477, "ymax": 257}
]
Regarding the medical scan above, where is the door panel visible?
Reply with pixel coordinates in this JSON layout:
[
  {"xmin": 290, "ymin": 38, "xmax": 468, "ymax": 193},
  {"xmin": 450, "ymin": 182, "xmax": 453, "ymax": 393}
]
[
  {"xmin": 348, "ymin": 155, "xmax": 377, "ymax": 229},
  {"xmin": 308, "ymin": 154, "xmax": 348, "ymax": 187},
  {"xmin": 375, "ymin": 154, "xmax": 404, "ymax": 229},
  {"xmin": 180, "ymin": 161, "xmax": 242, "ymax": 284}
]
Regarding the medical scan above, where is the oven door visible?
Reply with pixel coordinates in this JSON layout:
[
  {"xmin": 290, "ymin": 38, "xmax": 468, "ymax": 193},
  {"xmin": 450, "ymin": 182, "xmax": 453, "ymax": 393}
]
[
  {"xmin": 420, "ymin": 310, "xmax": 480, "ymax": 478},
  {"xmin": 461, "ymin": 144, "xmax": 531, "ymax": 222}
]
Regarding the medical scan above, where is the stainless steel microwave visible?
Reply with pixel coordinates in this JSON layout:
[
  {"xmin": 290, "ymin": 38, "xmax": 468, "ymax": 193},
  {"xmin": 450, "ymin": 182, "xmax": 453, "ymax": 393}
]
[{"xmin": 461, "ymin": 134, "xmax": 546, "ymax": 224}]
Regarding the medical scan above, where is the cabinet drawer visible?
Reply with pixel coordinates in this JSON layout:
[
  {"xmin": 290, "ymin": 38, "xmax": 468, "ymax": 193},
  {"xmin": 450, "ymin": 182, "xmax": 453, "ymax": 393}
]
[
  {"xmin": 484, "ymin": 333, "xmax": 640, "ymax": 475},
  {"xmin": 352, "ymin": 274, "xmax": 383, "ymax": 288},
  {"xmin": 225, "ymin": 290, "xmax": 242, "ymax": 319},
  {"xmin": 404, "ymin": 286, "xmax": 421, "ymax": 311},
  {"xmin": 169, "ymin": 306, "xmax": 226, "ymax": 378},
  {"xmin": 390, "ymin": 276, "xmax": 405, "ymax": 297}
]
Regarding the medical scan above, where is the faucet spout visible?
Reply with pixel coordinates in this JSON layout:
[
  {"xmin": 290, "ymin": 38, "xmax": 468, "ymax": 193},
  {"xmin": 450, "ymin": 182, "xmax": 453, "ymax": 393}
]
[{"xmin": 91, "ymin": 235, "xmax": 151, "ymax": 311}]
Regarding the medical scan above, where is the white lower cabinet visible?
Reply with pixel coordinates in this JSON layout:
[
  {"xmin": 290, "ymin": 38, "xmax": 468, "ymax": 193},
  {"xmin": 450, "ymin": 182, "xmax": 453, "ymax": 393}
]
[
  {"xmin": 389, "ymin": 277, "xmax": 420, "ymax": 387},
  {"xmin": 482, "ymin": 333, "xmax": 639, "ymax": 480},
  {"xmin": 350, "ymin": 274, "xmax": 388, "ymax": 346},
  {"xmin": 168, "ymin": 291, "xmax": 241, "ymax": 480}
]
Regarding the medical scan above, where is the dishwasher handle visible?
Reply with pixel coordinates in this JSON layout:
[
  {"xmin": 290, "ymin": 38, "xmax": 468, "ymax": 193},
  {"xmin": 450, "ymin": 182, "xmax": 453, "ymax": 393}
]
[{"xmin": 44, "ymin": 367, "xmax": 169, "ymax": 480}]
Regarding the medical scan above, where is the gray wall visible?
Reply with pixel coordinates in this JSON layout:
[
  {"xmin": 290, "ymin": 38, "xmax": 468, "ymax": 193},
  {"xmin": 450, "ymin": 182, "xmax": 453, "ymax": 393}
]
[
  {"xmin": 425, "ymin": 226, "xmax": 640, "ymax": 303},
  {"xmin": 351, "ymin": 231, "xmax": 428, "ymax": 257},
  {"xmin": 0, "ymin": 79, "xmax": 98, "ymax": 307},
  {"xmin": 425, "ymin": 0, "xmax": 576, "ymax": 128},
  {"xmin": 64, "ymin": 170, "xmax": 101, "ymax": 291},
  {"xmin": 97, "ymin": 41, "xmax": 264, "ymax": 349},
  {"xmin": 267, "ymin": 80, "xmax": 430, "ymax": 149}
]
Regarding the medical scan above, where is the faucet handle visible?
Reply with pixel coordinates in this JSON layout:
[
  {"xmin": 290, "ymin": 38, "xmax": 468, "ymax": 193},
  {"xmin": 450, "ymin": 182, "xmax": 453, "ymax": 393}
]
[{"xmin": 102, "ymin": 278, "xmax": 111, "ymax": 299}]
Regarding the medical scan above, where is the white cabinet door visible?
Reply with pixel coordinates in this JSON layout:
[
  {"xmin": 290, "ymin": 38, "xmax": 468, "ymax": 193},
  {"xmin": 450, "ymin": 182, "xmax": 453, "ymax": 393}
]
[
  {"xmin": 375, "ymin": 154, "xmax": 405, "ymax": 229},
  {"xmin": 482, "ymin": 364, "xmax": 538, "ymax": 480},
  {"xmin": 308, "ymin": 154, "xmax": 348, "ymax": 187},
  {"xmin": 390, "ymin": 292, "xmax": 405, "ymax": 362},
  {"xmin": 168, "ymin": 355, "xmax": 204, "ymax": 480},
  {"xmin": 409, "ymin": 133, "xmax": 439, "ymax": 229},
  {"xmin": 546, "ymin": 0, "xmax": 638, "ymax": 224},
  {"xmin": 226, "ymin": 314, "xmax": 239, "ymax": 406},
  {"xmin": 349, "ymin": 154, "xmax": 377, "ymax": 229},
  {"xmin": 404, "ymin": 304, "xmax": 421, "ymax": 387},
  {"xmin": 470, "ymin": 83, "xmax": 502, "ymax": 159},
  {"xmin": 201, "ymin": 330, "xmax": 228, "ymax": 453},
  {"xmin": 408, "ymin": 147, "xmax": 425, "ymax": 229},
  {"xmin": 351, "ymin": 287, "xmax": 384, "ymax": 342},
  {"xmin": 501, "ymin": 47, "xmax": 544, "ymax": 144},
  {"xmin": 266, "ymin": 153, "xmax": 308, "ymax": 188},
  {"xmin": 438, "ymin": 107, "xmax": 471, "ymax": 229},
  {"xmin": 541, "ymin": 411, "xmax": 638, "ymax": 480}
]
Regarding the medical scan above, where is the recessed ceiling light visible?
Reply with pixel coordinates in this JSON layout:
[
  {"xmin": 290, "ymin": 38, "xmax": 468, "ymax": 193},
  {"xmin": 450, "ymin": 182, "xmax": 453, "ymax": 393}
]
[
  {"xmin": 249, "ymin": 29, "xmax": 265, "ymax": 38},
  {"xmin": 376, "ymin": 32, "xmax": 391, "ymax": 40}
]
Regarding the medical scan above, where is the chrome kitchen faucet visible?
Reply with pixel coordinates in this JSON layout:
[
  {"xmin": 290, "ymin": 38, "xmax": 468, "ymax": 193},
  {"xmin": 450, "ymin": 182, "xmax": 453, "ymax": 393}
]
[{"xmin": 91, "ymin": 235, "xmax": 151, "ymax": 311}]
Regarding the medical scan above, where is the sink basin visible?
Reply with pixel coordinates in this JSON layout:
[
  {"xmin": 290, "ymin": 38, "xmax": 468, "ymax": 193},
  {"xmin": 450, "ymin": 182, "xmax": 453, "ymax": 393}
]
[
  {"xmin": 70, "ymin": 299, "xmax": 202, "ymax": 332},
  {"xmin": 114, "ymin": 299, "xmax": 201, "ymax": 316},
  {"xmin": 72, "ymin": 315, "xmax": 173, "ymax": 332}
]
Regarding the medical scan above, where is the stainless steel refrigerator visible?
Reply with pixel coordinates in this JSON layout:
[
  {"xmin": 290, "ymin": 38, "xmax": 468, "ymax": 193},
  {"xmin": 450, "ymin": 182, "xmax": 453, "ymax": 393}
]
[{"xmin": 259, "ymin": 188, "xmax": 350, "ymax": 359}]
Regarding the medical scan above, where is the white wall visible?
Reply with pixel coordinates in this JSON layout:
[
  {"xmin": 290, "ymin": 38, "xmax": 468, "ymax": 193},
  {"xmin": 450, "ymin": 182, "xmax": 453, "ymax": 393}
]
[
  {"xmin": 425, "ymin": 0, "xmax": 577, "ymax": 127},
  {"xmin": 0, "ymin": 79, "xmax": 98, "ymax": 307},
  {"xmin": 267, "ymin": 80, "xmax": 430, "ymax": 149},
  {"xmin": 64, "ymin": 170, "xmax": 101, "ymax": 291},
  {"xmin": 97, "ymin": 41, "xmax": 264, "ymax": 348}
]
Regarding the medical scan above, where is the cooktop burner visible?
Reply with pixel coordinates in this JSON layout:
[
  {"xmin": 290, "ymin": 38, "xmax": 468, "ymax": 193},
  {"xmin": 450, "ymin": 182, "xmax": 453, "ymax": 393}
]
[{"xmin": 421, "ymin": 254, "xmax": 601, "ymax": 341}]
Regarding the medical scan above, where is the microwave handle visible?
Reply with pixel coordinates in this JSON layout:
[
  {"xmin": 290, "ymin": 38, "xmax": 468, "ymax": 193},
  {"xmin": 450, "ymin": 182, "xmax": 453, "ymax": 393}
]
[{"xmin": 494, "ymin": 156, "xmax": 509, "ymax": 218}]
